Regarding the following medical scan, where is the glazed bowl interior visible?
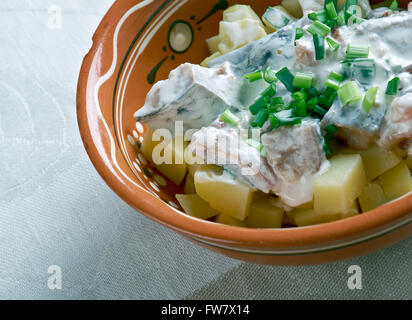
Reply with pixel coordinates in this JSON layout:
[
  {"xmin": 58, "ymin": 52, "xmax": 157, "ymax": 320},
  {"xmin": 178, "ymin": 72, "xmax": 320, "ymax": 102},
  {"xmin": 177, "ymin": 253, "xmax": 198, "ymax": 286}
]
[{"xmin": 78, "ymin": 0, "xmax": 412, "ymax": 251}]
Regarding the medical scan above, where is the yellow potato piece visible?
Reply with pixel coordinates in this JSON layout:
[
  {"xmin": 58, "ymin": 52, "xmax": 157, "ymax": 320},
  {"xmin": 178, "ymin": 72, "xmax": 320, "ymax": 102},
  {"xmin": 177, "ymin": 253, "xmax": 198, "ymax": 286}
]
[
  {"xmin": 379, "ymin": 162, "xmax": 412, "ymax": 202},
  {"xmin": 223, "ymin": 4, "xmax": 263, "ymax": 26},
  {"xmin": 176, "ymin": 194, "xmax": 219, "ymax": 220},
  {"xmin": 281, "ymin": 0, "xmax": 303, "ymax": 18},
  {"xmin": 358, "ymin": 144, "xmax": 401, "ymax": 181},
  {"xmin": 218, "ymin": 19, "xmax": 267, "ymax": 54},
  {"xmin": 247, "ymin": 197, "xmax": 284, "ymax": 228},
  {"xmin": 142, "ymin": 129, "xmax": 188, "ymax": 185},
  {"xmin": 359, "ymin": 183, "xmax": 387, "ymax": 212},
  {"xmin": 216, "ymin": 214, "xmax": 248, "ymax": 227},
  {"xmin": 206, "ymin": 35, "xmax": 220, "ymax": 54},
  {"xmin": 184, "ymin": 174, "xmax": 196, "ymax": 194},
  {"xmin": 406, "ymin": 155, "xmax": 412, "ymax": 171},
  {"xmin": 294, "ymin": 202, "xmax": 359, "ymax": 227},
  {"xmin": 194, "ymin": 168, "xmax": 254, "ymax": 221},
  {"xmin": 314, "ymin": 154, "xmax": 367, "ymax": 215}
]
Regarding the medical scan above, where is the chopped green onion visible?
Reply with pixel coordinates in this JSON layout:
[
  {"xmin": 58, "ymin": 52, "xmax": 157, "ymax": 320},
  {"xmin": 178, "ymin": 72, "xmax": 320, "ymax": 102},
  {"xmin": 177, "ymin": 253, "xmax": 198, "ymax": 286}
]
[
  {"xmin": 389, "ymin": 0, "xmax": 398, "ymax": 10},
  {"xmin": 269, "ymin": 114, "xmax": 280, "ymax": 129},
  {"xmin": 262, "ymin": 83, "xmax": 277, "ymax": 97},
  {"xmin": 308, "ymin": 10, "xmax": 328, "ymax": 23},
  {"xmin": 244, "ymin": 71, "xmax": 262, "ymax": 82},
  {"xmin": 294, "ymin": 99, "xmax": 307, "ymax": 117},
  {"xmin": 337, "ymin": 10, "xmax": 346, "ymax": 26},
  {"xmin": 350, "ymin": 59, "xmax": 376, "ymax": 85},
  {"xmin": 338, "ymin": 81, "xmax": 362, "ymax": 105},
  {"xmin": 251, "ymin": 109, "xmax": 269, "ymax": 128},
  {"xmin": 220, "ymin": 109, "xmax": 240, "ymax": 126},
  {"xmin": 346, "ymin": 45, "xmax": 369, "ymax": 59},
  {"xmin": 326, "ymin": 1, "xmax": 338, "ymax": 20},
  {"xmin": 345, "ymin": 0, "xmax": 358, "ymax": 12},
  {"xmin": 313, "ymin": 34, "xmax": 325, "ymax": 61},
  {"xmin": 325, "ymin": 72, "xmax": 344, "ymax": 90},
  {"xmin": 326, "ymin": 37, "xmax": 340, "ymax": 52},
  {"xmin": 271, "ymin": 97, "xmax": 284, "ymax": 106},
  {"xmin": 249, "ymin": 96, "xmax": 268, "ymax": 115},
  {"xmin": 307, "ymin": 21, "xmax": 331, "ymax": 37},
  {"xmin": 324, "ymin": 124, "xmax": 338, "ymax": 140},
  {"xmin": 279, "ymin": 117, "xmax": 302, "ymax": 127},
  {"xmin": 324, "ymin": 0, "xmax": 338, "ymax": 10},
  {"xmin": 293, "ymin": 72, "xmax": 314, "ymax": 89},
  {"xmin": 263, "ymin": 67, "xmax": 278, "ymax": 83},
  {"xmin": 314, "ymin": 105, "xmax": 327, "ymax": 116},
  {"xmin": 306, "ymin": 97, "xmax": 318, "ymax": 110},
  {"xmin": 276, "ymin": 67, "xmax": 295, "ymax": 92},
  {"xmin": 386, "ymin": 77, "xmax": 400, "ymax": 95},
  {"xmin": 247, "ymin": 139, "xmax": 264, "ymax": 152},
  {"xmin": 362, "ymin": 87, "xmax": 378, "ymax": 113},
  {"xmin": 291, "ymin": 91, "xmax": 308, "ymax": 101},
  {"xmin": 295, "ymin": 28, "xmax": 304, "ymax": 42},
  {"xmin": 306, "ymin": 87, "xmax": 319, "ymax": 98},
  {"xmin": 270, "ymin": 115, "xmax": 302, "ymax": 128},
  {"xmin": 323, "ymin": 140, "xmax": 333, "ymax": 156}
]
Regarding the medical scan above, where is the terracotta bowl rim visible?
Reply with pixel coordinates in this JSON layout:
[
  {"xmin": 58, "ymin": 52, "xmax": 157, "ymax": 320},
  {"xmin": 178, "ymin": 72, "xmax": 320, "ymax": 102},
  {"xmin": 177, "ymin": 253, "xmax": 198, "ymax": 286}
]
[{"xmin": 76, "ymin": 0, "xmax": 412, "ymax": 251}]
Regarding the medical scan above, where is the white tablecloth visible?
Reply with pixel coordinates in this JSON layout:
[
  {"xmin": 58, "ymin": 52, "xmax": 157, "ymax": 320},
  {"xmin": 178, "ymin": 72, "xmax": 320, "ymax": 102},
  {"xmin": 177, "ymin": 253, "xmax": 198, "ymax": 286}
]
[{"xmin": 1, "ymin": 0, "xmax": 411, "ymax": 300}]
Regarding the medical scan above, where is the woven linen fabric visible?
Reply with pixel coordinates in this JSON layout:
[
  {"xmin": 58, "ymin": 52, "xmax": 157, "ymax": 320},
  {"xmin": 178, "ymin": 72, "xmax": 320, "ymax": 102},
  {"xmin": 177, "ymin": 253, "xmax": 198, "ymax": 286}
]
[{"xmin": 0, "ymin": 0, "xmax": 411, "ymax": 300}]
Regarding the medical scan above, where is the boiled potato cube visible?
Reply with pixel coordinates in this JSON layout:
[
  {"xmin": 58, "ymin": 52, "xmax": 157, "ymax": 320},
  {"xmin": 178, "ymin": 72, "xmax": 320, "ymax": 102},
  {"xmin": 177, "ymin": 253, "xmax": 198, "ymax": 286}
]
[
  {"xmin": 358, "ymin": 144, "xmax": 401, "ymax": 181},
  {"xmin": 281, "ymin": 0, "xmax": 303, "ymax": 18},
  {"xmin": 247, "ymin": 197, "xmax": 284, "ymax": 228},
  {"xmin": 143, "ymin": 131, "xmax": 187, "ymax": 185},
  {"xmin": 294, "ymin": 202, "xmax": 358, "ymax": 227},
  {"xmin": 206, "ymin": 35, "xmax": 220, "ymax": 54},
  {"xmin": 406, "ymin": 156, "xmax": 412, "ymax": 171},
  {"xmin": 223, "ymin": 4, "xmax": 263, "ymax": 26},
  {"xmin": 218, "ymin": 19, "xmax": 267, "ymax": 54},
  {"xmin": 184, "ymin": 174, "xmax": 196, "ymax": 194},
  {"xmin": 379, "ymin": 162, "xmax": 412, "ymax": 201},
  {"xmin": 359, "ymin": 183, "xmax": 386, "ymax": 212},
  {"xmin": 141, "ymin": 128, "xmax": 161, "ymax": 163},
  {"xmin": 200, "ymin": 51, "xmax": 222, "ymax": 68},
  {"xmin": 176, "ymin": 194, "xmax": 219, "ymax": 220},
  {"xmin": 314, "ymin": 154, "xmax": 367, "ymax": 215},
  {"xmin": 216, "ymin": 214, "xmax": 248, "ymax": 227},
  {"xmin": 194, "ymin": 168, "xmax": 254, "ymax": 221}
]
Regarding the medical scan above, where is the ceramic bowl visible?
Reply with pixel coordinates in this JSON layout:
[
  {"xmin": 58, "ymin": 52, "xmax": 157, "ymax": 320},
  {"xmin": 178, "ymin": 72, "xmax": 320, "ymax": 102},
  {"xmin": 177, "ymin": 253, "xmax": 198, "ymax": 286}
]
[{"xmin": 77, "ymin": 0, "xmax": 412, "ymax": 265}]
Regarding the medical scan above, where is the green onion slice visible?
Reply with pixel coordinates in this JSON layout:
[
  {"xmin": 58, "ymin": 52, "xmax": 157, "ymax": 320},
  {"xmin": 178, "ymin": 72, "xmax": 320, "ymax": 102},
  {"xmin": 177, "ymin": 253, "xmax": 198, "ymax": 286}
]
[
  {"xmin": 293, "ymin": 72, "xmax": 314, "ymax": 90},
  {"xmin": 326, "ymin": 37, "xmax": 340, "ymax": 52},
  {"xmin": 338, "ymin": 81, "xmax": 362, "ymax": 105},
  {"xmin": 326, "ymin": 1, "xmax": 338, "ymax": 20},
  {"xmin": 346, "ymin": 45, "xmax": 369, "ymax": 59},
  {"xmin": 325, "ymin": 71, "xmax": 344, "ymax": 90},
  {"xmin": 220, "ymin": 109, "xmax": 240, "ymax": 126},
  {"xmin": 251, "ymin": 109, "xmax": 269, "ymax": 128},
  {"xmin": 262, "ymin": 83, "xmax": 277, "ymax": 98},
  {"xmin": 362, "ymin": 87, "xmax": 378, "ymax": 113},
  {"xmin": 244, "ymin": 71, "xmax": 262, "ymax": 82},
  {"xmin": 386, "ymin": 77, "xmax": 400, "ymax": 95},
  {"xmin": 247, "ymin": 139, "xmax": 264, "ymax": 152},
  {"xmin": 307, "ymin": 21, "xmax": 331, "ymax": 37},
  {"xmin": 389, "ymin": 0, "xmax": 398, "ymax": 10},
  {"xmin": 263, "ymin": 67, "xmax": 278, "ymax": 83},
  {"xmin": 249, "ymin": 96, "xmax": 268, "ymax": 115},
  {"xmin": 337, "ymin": 10, "xmax": 346, "ymax": 26},
  {"xmin": 276, "ymin": 67, "xmax": 295, "ymax": 92},
  {"xmin": 313, "ymin": 34, "xmax": 325, "ymax": 61},
  {"xmin": 295, "ymin": 28, "xmax": 304, "ymax": 41}
]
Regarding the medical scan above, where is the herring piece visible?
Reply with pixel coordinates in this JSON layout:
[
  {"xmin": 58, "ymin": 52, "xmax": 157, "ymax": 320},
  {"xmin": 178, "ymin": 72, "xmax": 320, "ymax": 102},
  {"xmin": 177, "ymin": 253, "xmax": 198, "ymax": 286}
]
[
  {"xmin": 208, "ymin": 19, "xmax": 304, "ymax": 76},
  {"xmin": 261, "ymin": 119, "xmax": 329, "ymax": 206},
  {"xmin": 379, "ymin": 92, "xmax": 412, "ymax": 150},
  {"xmin": 187, "ymin": 126, "xmax": 280, "ymax": 194},
  {"xmin": 134, "ymin": 63, "xmax": 242, "ymax": 133},
  {"xmin": 322, "ymin": 98, "xmax": 387, "ymax": 149}
]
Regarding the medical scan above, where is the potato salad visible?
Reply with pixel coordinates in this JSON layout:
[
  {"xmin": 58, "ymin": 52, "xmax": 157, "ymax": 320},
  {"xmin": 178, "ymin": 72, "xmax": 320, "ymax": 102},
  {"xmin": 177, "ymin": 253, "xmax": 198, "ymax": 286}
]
[{"xmin": 134, "ymin": 0, "xmax": 412, "ymax": 228}]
